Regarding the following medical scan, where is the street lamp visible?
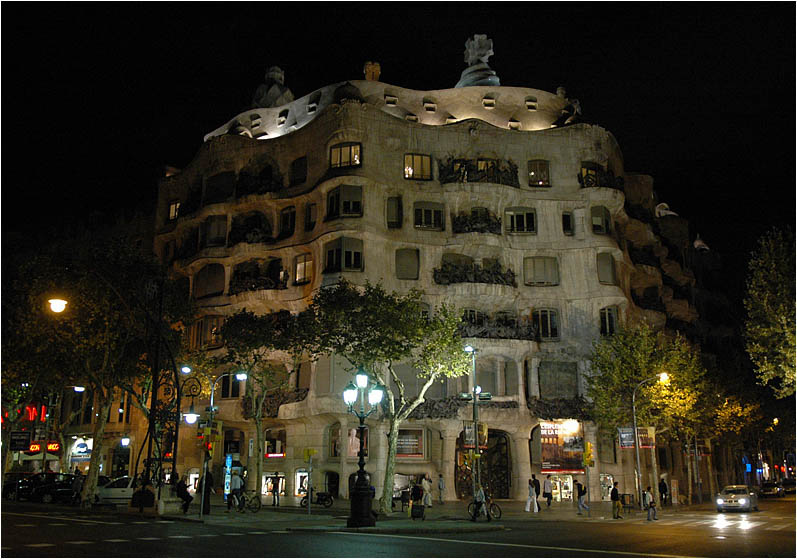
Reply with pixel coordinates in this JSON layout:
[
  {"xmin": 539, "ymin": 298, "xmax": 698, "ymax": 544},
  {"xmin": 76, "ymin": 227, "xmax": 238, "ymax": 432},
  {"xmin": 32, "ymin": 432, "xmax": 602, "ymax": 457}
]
[
  {"xmin": 48, "ymin": 299, "xmax": 68, "ymax": 313},
  {"xmin": 342, "ymin": 368, "xmax": 384, "ymax": 528},
  {"xmin": 194, "ymin": 370, "xmax": 248, "ymax": 520},
  {"xmin": 632, "ymin": 372, "xmax": 669, "ymax": 509},
  {"xmin": 461, "ymin": 345, "xmax": 491, "ymax": 500}
]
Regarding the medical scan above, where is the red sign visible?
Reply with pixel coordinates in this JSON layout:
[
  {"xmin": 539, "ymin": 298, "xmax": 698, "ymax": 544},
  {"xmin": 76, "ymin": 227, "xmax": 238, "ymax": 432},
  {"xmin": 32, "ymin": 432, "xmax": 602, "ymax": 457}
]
[
  {"xmin": 47, "ymin": 442, "xmax": 60, "ymax": 452},
  {"xmin": 29, "ymin": 442, "xmax": 41, "ymax": 452}
]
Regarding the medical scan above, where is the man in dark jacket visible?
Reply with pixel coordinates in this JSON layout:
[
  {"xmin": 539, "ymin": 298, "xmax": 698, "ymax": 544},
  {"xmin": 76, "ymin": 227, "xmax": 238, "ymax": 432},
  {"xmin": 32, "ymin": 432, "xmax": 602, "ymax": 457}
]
[
  {"xmin": 611, "ymin": 481, "xmax": 622, "ymax": 519},
  {"xmin": 531, "ymin": 474, "xmax": 541, "ymax": 510},
  {"xmin": 658, "ymin": 478, "xmax": 668, "ymax": 506}
]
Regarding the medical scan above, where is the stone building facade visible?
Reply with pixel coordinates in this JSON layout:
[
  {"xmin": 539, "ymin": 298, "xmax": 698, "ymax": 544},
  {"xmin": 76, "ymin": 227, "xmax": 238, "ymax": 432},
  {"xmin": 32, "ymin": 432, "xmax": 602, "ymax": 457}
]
[{"xmin": 152, "ymin": 43, "xmax": 704, "ymax": 503}]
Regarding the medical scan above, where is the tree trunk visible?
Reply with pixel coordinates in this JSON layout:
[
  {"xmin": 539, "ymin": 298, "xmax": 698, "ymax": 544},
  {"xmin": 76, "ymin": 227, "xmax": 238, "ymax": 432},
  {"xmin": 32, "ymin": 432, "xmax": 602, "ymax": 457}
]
[
  {"xmin": 253, "ymin": 415, "xmax": 264, "ymax": 494},
  {"xmin": 705, "ymin": 437, "xmax": 718, "ymax": 497},
  {"xmin": 650, "ymin": 445, "xmax": 660, "ymax": 504},
  {"xmin": 80, "ymin": 396, "xmax": 113, "ymax": 509},
  {"xmin": 378, "ymin": 422, "xmax": 400, "ymax": 515},
  {"xmin": 686, "ymin": 437, "xmax": 693, "ymax": 505}
]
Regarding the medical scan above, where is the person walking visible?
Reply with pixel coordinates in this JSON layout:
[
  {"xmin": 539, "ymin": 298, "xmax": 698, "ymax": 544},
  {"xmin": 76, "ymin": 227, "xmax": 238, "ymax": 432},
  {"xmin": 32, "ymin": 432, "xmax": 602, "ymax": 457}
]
[
  {"xmin": 610, "ymin": 481, "xmax": 623, "ymax": 519},
  {"xmin": 658, "ymin": 478, "xmax": 668, "ymax": 507},
  {"xmin": 525, "ymin": 478, "xmax": 539, "ymax": 512},
  {"xmin": 270, "ymin": 472, "xmax": 280, "ymax": 506},
  {"xmin": 644, "ymin": 486, "xmax": 658, "ymax": 521},
  {"xmin": 437, "ymin": 473, "xmax": 445, "ymax": 505},
  {"xmin": 575, "ymin": 479, "xmax": 590, "ymax": 515},
  {"xmin": 531, "ymin": 474, "xmax": 541, "ymax": 511},
  {"xmin": 422, "ymin": 475, "xmax": 433, "ymax": 508},
  {"xmin": 199, "ymin": 470, "xmax": 215, "ymax": 515},
  {"xmin": 471, "ymin": 484, "xmax": 491, "ymax": 521},
  {"xmin": 543, "ymin": 475, "xmax": 553, "ymax": 508},
  {"xmin": 227, "ymin": 470, "xmax": 244, "ymax": 513},
  {"xmin": 410, "ymin": 479, "xmax": 424, "ymax": 518},
  {"xmin": 70, "ymin": 471, "xmax": 84, "ymax": 505},
  {"xmin": 176, "ymin": 473, "xmax": 193, "ymax": 514}
]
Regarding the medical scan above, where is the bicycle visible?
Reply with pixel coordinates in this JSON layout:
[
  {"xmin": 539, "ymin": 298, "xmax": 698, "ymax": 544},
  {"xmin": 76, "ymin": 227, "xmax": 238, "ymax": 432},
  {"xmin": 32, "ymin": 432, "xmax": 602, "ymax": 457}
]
[
  {"xmin": 468, "ymin": 496, "xmax": 502, "ymax": 520},
  {"xmin": 235, "ymin": 489, "xmax": 262, "ymax": 513}
]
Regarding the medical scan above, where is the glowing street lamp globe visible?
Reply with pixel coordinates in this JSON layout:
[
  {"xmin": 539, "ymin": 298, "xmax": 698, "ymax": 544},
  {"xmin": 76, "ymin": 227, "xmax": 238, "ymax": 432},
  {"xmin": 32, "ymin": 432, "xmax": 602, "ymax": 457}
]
[
  {"xmin": 235, "ymin": 372, "xmax": 248, "ymax": 381},
  {"xmin": 368, "ymin": 385, "xmax": 384, "ymax": 406},
  {"xmin": 48, "ymin": 299, "xmax": 68, "ymax": 313},
  {"xmin": 343, "ymin": 382, "xmax": 358, "ymax": 406}
]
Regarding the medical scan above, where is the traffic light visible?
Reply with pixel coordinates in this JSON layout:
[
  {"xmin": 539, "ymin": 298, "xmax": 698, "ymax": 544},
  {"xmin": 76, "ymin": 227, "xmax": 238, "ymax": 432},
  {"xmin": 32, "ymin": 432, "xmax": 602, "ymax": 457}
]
[
  {"xmin": 205, "ymin": 441, "xmax": 214, "ymax": 458},
  {"xmin": 583, "ymin": 441, "xmax": 595, "ymax": 467}
]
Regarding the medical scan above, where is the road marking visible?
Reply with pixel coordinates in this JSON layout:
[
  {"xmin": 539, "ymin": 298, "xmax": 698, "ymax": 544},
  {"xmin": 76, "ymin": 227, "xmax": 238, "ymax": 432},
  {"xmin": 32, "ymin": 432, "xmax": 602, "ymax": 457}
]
[
  {"xmin": 271, "ymin": 530, "xmax": 291, "ymax": 533},
  {"xmin": 248, "ymin": 531, "xmax": 270, "ymax": 534},
  {"xmin": 25, "ymin": 544, "xmax": 55, "ymax": 548},
  {"xmin": 155, "ymin": 520, "xmax": 174, "ymax": 524},
  {"xmin": 66, "ymin": 541, "xmax": 94, "ymax": 545},
  {"xmin": 328, "ymin": 533, "xmax": 700, "ymax": 558},
  {"xmin": 3, "ymin": 512, "xmax": 112, "ymax": 525},
  {"xmin": 197, "ymin": 534, "xmax": 219, "ymax": 537},
  {"xmin": 767, "ymin": 523, "xmax": 793, "ymax": 530},
  {"xmin": 137, "ymin": 537, "xmax": 161, "ymax": 540},
  {"xmin": 133, "ymin": 521, "xmax": 149, "ymax": 524},
  {"xmin": 223, "ymin": 532, "xmax": 245, "ymax": 536},
  {"xmin": 168, "ymin": 535, "xmax": 193, "ymax": 539},
  {"xmin": 15, "ymin": 524, "xmax": 36, "ymax": 527},
  {"xmin": 48, "ymin": 523, "xmax": 68, "ymax": 526},
  {"xmin": 104, "ymin": 539, "xmax": 130, "ymax": 542}
]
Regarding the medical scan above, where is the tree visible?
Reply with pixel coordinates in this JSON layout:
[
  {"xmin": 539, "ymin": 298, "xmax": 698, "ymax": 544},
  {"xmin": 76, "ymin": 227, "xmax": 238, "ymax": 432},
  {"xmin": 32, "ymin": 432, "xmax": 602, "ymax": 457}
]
[
  {"xmin": 587, "ymin": 322, "xmax": 707, "ymax": 503},
  {"xmin": 8, "ymin": 236, "xmax": 189, "ymax": 508},
  {"xmin": 217, "ymin": 309, "xmax": 315, "ymax": 492},
  {"xmin": 744, "ymin": 227, "xmax": 796, "ymax": 398},
  {"xmin": 309, "ymin": 280, "xmax": 470, "ymax": 514}
]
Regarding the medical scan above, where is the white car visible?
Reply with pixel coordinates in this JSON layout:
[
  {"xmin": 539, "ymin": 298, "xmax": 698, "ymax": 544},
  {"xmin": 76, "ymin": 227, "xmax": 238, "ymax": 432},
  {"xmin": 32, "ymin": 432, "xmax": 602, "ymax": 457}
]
[
  {"xmin": 716, "ymin": 485, "xmax": 759, "ymax": 512},
  {"xmin": 96, "ymin": 476, "xmax": 137, "ymax": 505}
]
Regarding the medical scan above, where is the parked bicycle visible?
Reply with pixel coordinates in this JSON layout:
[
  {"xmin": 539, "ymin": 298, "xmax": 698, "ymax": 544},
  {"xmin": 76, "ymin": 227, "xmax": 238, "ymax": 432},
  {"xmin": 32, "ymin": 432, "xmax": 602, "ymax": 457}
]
[
  {"xmin": 468, "ymin": 494, "xmax": 502, "ymax": 520},
  {"xmin": 235, "ymin": 489, "xmax": 262, "ymax": 513},
  {"xmin": 299, "ymin": 487, "xmax": 334, "ymax": 508}
]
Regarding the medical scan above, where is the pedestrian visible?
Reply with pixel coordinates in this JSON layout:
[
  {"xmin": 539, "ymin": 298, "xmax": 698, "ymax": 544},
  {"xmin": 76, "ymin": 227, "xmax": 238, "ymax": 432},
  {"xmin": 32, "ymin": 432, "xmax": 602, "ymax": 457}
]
[
  {"xmin": 531, "ymin": 474, "xmax": 541, "ymax": 510},
  {"xmin": 176, "ymin": 473, "xmax": 193, "ymax": 514},
  {"xmin": 543, "ymin": 475, "xmax": 553, "ymax": 508},
  {"xmin": 575, "ymin": 479, "xmax": 589, "ymax": 515},
  {"xmin": 658, "ymin": 478, "xmax": 668, "ymax": 507},
  {"xmin": 525, "ymin": 478, "xmax": 539, "ymax": 512},
  {"xmin": 644, "ymin": 486, "xmax": 658, "ymax": 521},
  {"xmin": 422, "ymin": 475, "xmax": 433, "ymax": 508},
  {"xmin": 71, "ymin": 471, "xmax": 84, "ymax": 505},
  {"xmin": 227, "ymin": 470, "xmax": 244, "ymax": 513},
  {"xmin": 407, "ymin": 480, "xmax": 416, "ymax": 517},
  {"xmin": 471, "ymin": 484, "xmax": 491, "ymax": 521},
  {"xmin": 410, "ymin": 479, "xmax": 424, "ymax": 518},
  {"xmin": 610, "ymin": 481, "xmax": 623, "ymax": 519},
  {"xmin": 437, "ymin": 473, "xmax": 445, "ymax": 505},
  {"xmin": 270, "ymin": 472, "xmax": 280, "ymax": 506},
  {"xmin": 199, "ymin": 470, "xmax": 215, "ymax": 515}
]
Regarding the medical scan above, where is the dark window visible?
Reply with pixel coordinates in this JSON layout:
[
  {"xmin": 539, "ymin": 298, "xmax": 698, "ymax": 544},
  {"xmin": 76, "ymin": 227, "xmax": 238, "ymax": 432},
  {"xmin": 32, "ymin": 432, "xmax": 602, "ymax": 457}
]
[
  {"xmin": 189, "ymin": 316, "xmax": 224, "ymax": 350},
  {"xmin": 330, "ymin": 142, "xmax": 361, "ymax": 168},
  {"xmin": 523, "ymin": 257, "xmax": 559, "ymax": 286},
  {"xmin": 404, "ymin": 154, "xmax": 432, "ymax": 180},
  {"xmin": 386, "ymin": 196, "xmax": 403, "ymax": 229},
  {"xmin": 201, "ymin": 215, "xmax": 227, "ymax": 248},
  {"xmin": 528, "ymin": 160, "xmax": 550, "ymax": 187},
  {"xmin": 580, "ymin": 162, "xmax": 602, "ymax": 187},
  {"xmin": 324, "ymin": 237, "xmax": 363, "ymax": 273},
  {"xmin": 600, "ymin": 306, "xmax": 618, "ymax": 336},
  {"xmin": 327, "ymin": 185, "xmax": 362, "ymax": 218},
  {"xmin": 395, "ymin": 249, "xmax": 420, "ymax": 280},
  {"xmin": 290, "ymin": 156, "xmax": 308, "ymax": 186},
  {"xmin": 221, "ymin": 375, "xmax": 241, "ymax": 399},
  {"xmin": 532, "ymin": 309, "xmax": 560, "ymax": 339},
  {"xmin": 280, "ymin": 206, "xmax": 296, "ymax": 237},
  {"xmin": 562, "ymin": 212, "xmax": 574, "ymax": 236},
  {"xmin": 193, "ymin": 264, "xmax": 225, "ymax": 298},
  {"xmin": 591, "ymin": 206, "xmax": 611, "ymax": 234},
  {"xmin": 413, "ymin": 202, "xmax": 444, "ymax": 230},
  {"xmin": 305, "ymin": 203, "xmax": 317, "ymax": 231},
  {"xmin": 82, "ymin": 392, "xmax": 94, "ymax": 424},
  {"xmin": 505, "ymin": 207, "xmax": 536, "ymax": 234},
  {"xmin": 597, "ymin": 253, "xmax": 617, "ymax": 285}
]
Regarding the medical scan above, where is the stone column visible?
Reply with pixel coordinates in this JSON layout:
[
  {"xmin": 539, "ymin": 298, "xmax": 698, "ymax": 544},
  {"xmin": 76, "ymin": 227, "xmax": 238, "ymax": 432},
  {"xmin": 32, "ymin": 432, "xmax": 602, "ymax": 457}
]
[
  {"xmin": 583, "ymin": 422, "xmax": 600, "ymax": 502},
  {"xmin": 495, "ymin": 358, "xmax": 505, "ymax": 396},
  {"xmin": 528, "ymin": 357, "xmax": 541, "ymax": 398},
  {"xmin": 441, "ymin": 432, "xmax": 459, "ymax": 501},
  {"xmin": 286, "ymin": 363, "xmax": 297, "ymax": 392},
  {"xmin": 516, "ymin": 358, "xmax": 527, "ymax": 406},
  {"xmin": 512, "ymin": 430, "xmax": 533, "ymax": 500}
]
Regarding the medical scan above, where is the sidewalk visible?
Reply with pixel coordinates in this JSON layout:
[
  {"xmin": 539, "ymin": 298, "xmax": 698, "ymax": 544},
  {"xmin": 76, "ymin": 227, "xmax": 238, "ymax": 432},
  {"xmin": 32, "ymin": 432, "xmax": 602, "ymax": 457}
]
[{"xmin": 153, "ymin": 494, "xmax": 709, "ymax": 533}]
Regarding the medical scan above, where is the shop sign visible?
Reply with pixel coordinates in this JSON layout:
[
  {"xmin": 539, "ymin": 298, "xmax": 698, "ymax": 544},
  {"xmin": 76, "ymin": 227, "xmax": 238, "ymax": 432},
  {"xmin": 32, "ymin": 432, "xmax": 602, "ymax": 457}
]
[
  {"xmin": 396, "ymin": 428, "xmax": 424, "ymax": 457},
  {"xmin": 540, "ymin": 419, "xmax": 585, "ymax": 474},
  {"xmin": 10, "ymin": 431, "xmax": 31, "ymax": 451}
]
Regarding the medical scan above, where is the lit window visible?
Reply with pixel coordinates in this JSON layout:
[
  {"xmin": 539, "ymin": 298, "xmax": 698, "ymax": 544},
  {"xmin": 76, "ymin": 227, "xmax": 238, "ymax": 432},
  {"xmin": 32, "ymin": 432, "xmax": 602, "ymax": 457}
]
[
  {"xmin": 505, "ymin": 207, "xmax": 537, "ymax": 234},
  {"xmin": 591, "ymin": 206, "xmax": 611, "ymax": 235},
  {"xmin": 597, "ymin": 253, "xmax": 617, "ymax": 285},
  {"xmin": 532, "ymin": 309, "xmax": 559, "ymax": 339},
  {"xmin": 528, "ymin": 160, "xmax": 551, "ymax": 187},
  {"xmin": 386, "ymin": 196, "xmax": 403, "ymax": 229},
  {"xmin": 477, "ymin": 159, "xmax": 496, "ymax": 173},
  {"xmin": 295, "ymin": 253, "xmax": 313, "ymax": 285},
  {"xmin": 395, "ymin": 248, "xmax": 420, "ymax": 280},
  {"xmin": 562, "ymin": 212, "xmax": 574, "ymax": 236},
  {"xmin": 330, "ymin": 142, "xmax": 361, "ymax": 169},
  {"xmin": 326, "ymin": 185, "xmax": 362, "ymax": 219},
  {"xmin": 189, "ymin": 315, "xmax": 225, "ymax": 350},
  {"xmin": 580, "ymin": 162, "xmax": 602, "ymax": 188},
  {"xmin": 524, "ymin": 256, "xmax": 559, "ymax": 286},
  {"xmin": 600, "ymin": 306, "xmax": 618, "ymax": 336},
  {"xmin": 280, "ymin": 206, "xmax": 296, "ymax": 237},
  {"xmin": 404, "ymin": 154, "xmax": 432, "ymax": 180},
  {"xmin": 168, "ymin": 200, "xmax": 180, "ymax": 221},
  {"xmin": 414, "ymin": 201, "xmax": 444, "ymax": 230}
]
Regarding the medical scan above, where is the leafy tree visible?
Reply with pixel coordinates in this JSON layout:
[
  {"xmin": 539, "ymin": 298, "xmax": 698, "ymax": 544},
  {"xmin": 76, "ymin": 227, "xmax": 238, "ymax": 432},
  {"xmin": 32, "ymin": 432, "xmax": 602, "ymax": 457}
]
[
  {"xmin": 309, "ymin": 280, "xmax": 470, "ymax": 514},
  {"xmin": 217, "ymin": 309, "xmax": 316, "ymax": 492},
  {"xmin": 744, "ymin": 227, "xmax": 796, "ymax": 398},
  {"xmin": 588, "ymin": 322, "xmax": 707, "ymax": 502}
]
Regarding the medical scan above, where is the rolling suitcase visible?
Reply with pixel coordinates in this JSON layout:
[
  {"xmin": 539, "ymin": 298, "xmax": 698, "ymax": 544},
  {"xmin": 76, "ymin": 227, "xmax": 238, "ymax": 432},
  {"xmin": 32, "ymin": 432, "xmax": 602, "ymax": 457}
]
[{"xmin": 411, "ymin": 503, "xmax": 425, "ymax": 520}]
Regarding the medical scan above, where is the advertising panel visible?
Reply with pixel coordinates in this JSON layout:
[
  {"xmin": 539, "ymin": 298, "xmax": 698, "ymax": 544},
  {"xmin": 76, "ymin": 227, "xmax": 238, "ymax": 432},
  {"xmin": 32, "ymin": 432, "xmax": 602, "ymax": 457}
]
[
  {"xmin": 462, "ymin": 422, "xmax": 488, "ymax": 450},
  {"xmin": 540, "ymin": 419, "xmax": 584, "ymax": 474},
  {"xmin": 396, "ymin": 428, "xmax": 424, "ymax": 457},
  {"xmin": 618, "ymin": 426, "xmax": 655, "ymax": 448},
  {"xmin": 10, "ymin": 431, "xmax": 31, "ymax": 451}
]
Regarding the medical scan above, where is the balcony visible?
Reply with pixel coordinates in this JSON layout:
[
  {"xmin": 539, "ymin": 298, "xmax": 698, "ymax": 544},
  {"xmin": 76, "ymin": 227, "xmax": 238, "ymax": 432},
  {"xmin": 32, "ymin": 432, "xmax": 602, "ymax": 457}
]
[
  {"xmin": 578, "ymin": 168, "xmax": 624, "ymax": 190},
  {"xmin": 229, "ymin": 259, "xmax": 288, "ymax": 295},
  {"xmin": 438, "ymin": 157, "xmax": 520, "ymax": 188},
  {"xmin": 459, "ymin": 315, "xmax": 537, "ymax": 341},
  {"xmin": 451, "ymin": 209, "xmax": 502, "ymax": 235},
  {"xmin": 433, "ymin": 259, "xmax": 517, "ymax": 287}
]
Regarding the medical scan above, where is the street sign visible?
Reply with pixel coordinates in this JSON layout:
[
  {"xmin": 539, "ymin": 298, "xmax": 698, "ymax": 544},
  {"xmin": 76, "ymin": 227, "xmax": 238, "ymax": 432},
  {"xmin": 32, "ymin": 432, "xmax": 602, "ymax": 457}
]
[{"xmin": 10, "ymin": 431, "xmax": 31, "ymax": 451}]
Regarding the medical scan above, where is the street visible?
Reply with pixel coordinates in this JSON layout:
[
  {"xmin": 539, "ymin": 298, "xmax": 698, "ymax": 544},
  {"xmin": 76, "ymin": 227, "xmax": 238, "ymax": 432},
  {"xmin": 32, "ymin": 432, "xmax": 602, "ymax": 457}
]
[{"xmin": 2, "ymin": 497, "xmax": 794, "ymax": 557}]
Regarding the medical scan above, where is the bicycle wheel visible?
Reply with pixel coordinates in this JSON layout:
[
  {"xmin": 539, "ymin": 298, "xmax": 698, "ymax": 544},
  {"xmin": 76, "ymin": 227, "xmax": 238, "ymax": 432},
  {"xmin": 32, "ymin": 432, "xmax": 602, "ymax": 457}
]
[
  {"xmin": 467, "ymin": 501, "xmax": 477, "ymax": 518},
  {"xmin": 489, "ymin": 503, "xmax": 502, "ymax": 520},
  {"xmin": 247, "ymin": 493, "xmax": 262, "ymax": 513}
]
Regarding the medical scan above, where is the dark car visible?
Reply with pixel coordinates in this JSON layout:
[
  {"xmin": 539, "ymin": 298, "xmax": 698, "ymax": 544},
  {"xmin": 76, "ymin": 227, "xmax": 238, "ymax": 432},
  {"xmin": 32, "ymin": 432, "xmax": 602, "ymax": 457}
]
[
  {"xmin": 780, "ymin": 478, "xmax": 795, "ymax": 494},
  {"xmin": 2, "ymin": 472, "xmax": 35, "ymax": 500},
  {"xmin": 760, "ymin": 481, "xmax": 785, "ymax": 498},
  {"xmin": 28, "ymin": 473, "xmax": 77, "ymax": 504}
]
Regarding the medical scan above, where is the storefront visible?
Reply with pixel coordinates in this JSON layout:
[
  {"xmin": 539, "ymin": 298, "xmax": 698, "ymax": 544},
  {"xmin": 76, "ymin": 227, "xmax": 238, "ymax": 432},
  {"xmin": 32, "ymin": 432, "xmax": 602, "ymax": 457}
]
[
  {"xmin": 539, "ymin": 419, "xmax": 584, "ymax": 502},
  {"xmin": 599, "ymin": 473, "xmax": 614, "ymax": 501},
  {"xmin": 69, "ymin": 437, "xmax": 93, "ymax": 473},
  {"xmin": 549, "ymin": 475, "xmax": 573, "ymax": 502}
]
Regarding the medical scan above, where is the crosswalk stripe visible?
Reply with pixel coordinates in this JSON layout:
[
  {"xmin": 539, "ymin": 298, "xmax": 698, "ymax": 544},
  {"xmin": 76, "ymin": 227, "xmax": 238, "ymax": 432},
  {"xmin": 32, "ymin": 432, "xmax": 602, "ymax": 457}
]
[
  {"xmin": 223, "ymin": 532, "xmax": 245, "ymax": 536},
  {"xmin": 65, "ymin": 541, "xmax": 94, "ymax": 545},
  {"xmin": 25, "ymin": 544, "xmax": 55, "ymax": 548},
  {"xmin": 767, "ymin": 523, "xmax": 794, "ymax": 531},
  {"xmin": 137, "ymin": 537, "xmax": 161, "ymax": 540},
  {"xmin": 168, "ymin": 535, "xmax": 192, "ymax": 539},
  {"xmin": 248, "ymin": 531, "xmax": 270, "ymax": 534},
  {"xmin": 48, "ymin": 523, "xmax": 68, "ymax": 526},
  {"xmin": 15, "ymin": 524, "xmax": 36, "ymax": 527},
  {"xmin": 104, "ymin": 539, "xmax": 130, "ymax": 542}
]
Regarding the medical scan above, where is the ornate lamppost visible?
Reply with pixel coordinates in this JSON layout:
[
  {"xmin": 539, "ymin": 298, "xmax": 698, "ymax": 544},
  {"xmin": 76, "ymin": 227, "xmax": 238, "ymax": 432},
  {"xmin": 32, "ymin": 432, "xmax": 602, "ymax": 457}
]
[{"xmin": 342, "ymin": 369, "xmax": 384, "ymax": 528}]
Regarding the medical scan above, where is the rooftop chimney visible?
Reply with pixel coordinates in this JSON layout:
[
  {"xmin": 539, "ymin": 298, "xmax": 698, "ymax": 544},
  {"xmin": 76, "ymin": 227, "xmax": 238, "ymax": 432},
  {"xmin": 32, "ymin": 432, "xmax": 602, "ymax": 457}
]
[{"xmin": 363, "ymin": 61, "xmax": 381, "ymax": 81}]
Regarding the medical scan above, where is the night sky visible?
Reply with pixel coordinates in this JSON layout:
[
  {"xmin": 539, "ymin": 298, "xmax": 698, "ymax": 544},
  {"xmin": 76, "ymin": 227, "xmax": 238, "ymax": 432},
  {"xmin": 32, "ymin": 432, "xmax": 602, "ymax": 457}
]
[{"xmin": 3, "ymin": 3, "xmax": 794, "ymax": 301}]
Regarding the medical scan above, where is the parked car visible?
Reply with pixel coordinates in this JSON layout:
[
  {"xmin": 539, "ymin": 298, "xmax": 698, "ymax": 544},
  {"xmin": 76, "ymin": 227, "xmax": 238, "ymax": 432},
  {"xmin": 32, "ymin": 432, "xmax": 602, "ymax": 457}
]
[
  {"xmin": 95, "ymin": 476, "xmax": 138, "ymax": 505},
  {"xmin": 780, "ymin": 478, "xmax": 795, "ymax": 494},
  {"xmin": 28, "ymin": 473, "xmax": 76, "ymax": 504},
  {"xmin": 760, "ymin": 481, "xmax": 785, "ymax": 498},
  {"xmin": 716, "ymin": 485, "xmax": 759, "ymax": 512},
  {"xmin": 2, "ymin": 472, "xmax": 35, "ymax": 500}
]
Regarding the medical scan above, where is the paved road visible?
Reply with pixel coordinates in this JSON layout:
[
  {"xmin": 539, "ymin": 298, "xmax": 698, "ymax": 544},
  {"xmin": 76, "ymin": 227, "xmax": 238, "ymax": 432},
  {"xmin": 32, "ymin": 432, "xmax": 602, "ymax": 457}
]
[{"xmin": 2, "ymin": 497, "xmax": 794, "ymax": 557}]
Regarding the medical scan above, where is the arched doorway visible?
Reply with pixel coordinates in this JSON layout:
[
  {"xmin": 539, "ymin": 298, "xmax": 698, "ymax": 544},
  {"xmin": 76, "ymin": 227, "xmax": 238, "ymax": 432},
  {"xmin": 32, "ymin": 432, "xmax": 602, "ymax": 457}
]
[
  {"xmin": 325, "ymin": 471, "xmax": 340, "ymax": 497},
  {"xmin": 111, "ymin": 442, "xmax": 130, "ymax": 478},
  {"xmin": 455, "ymin": 429, "xmax": 512, "ymax": 499}
]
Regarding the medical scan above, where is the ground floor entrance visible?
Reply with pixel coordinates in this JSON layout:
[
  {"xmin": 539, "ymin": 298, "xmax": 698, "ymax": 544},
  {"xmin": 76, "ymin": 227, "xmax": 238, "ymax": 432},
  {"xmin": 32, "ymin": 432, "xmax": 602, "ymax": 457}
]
[
  {"xmin": 455, "ymin": 429, "xmax": 511, "ymax": 499},
  {"xmin": 549, "ymin": 474, "xmax": 573, "ymax": 502}
]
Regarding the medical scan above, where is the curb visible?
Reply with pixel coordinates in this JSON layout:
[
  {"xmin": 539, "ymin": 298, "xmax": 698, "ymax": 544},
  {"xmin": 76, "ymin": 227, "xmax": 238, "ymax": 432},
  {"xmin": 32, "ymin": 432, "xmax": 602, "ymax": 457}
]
[{"xmin": 288, "ymin": 522, "xmax": 506, "ymax": 534}]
